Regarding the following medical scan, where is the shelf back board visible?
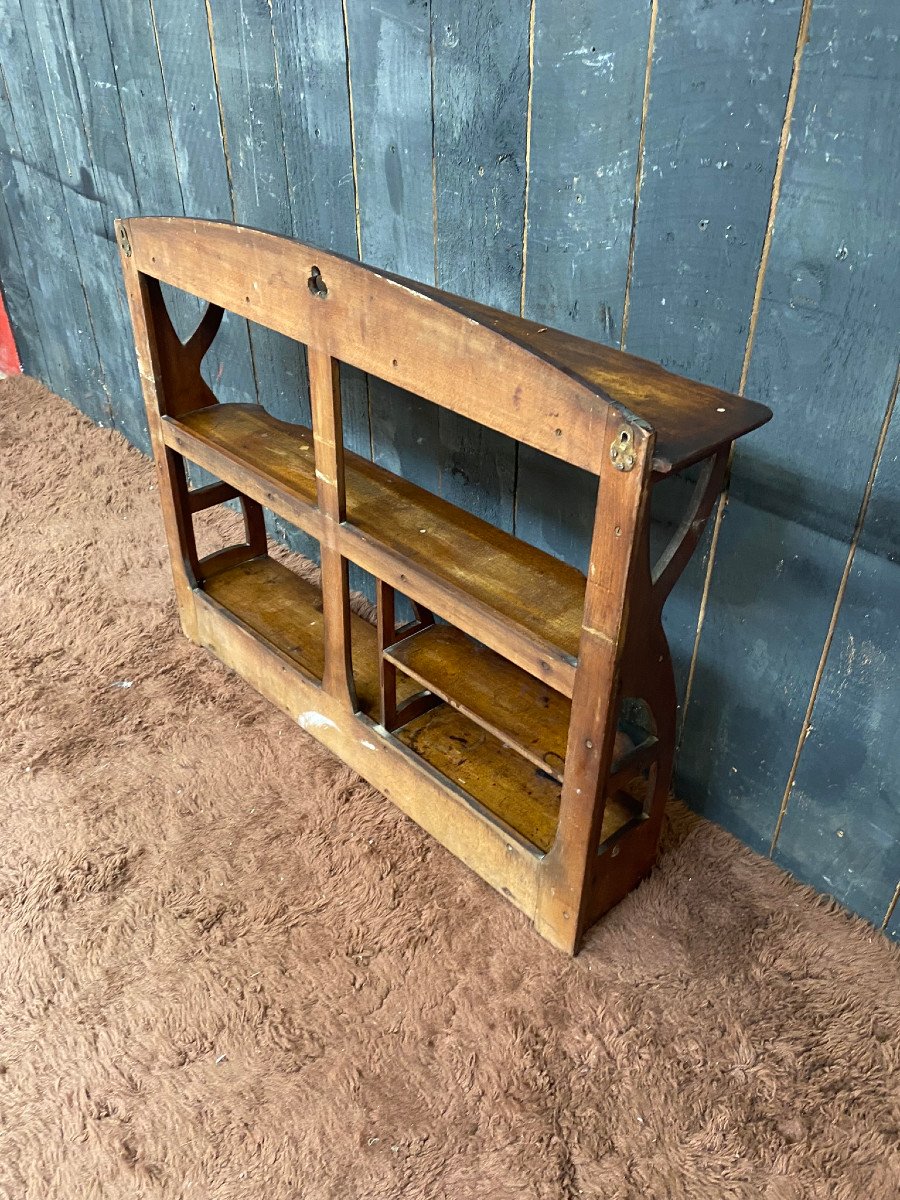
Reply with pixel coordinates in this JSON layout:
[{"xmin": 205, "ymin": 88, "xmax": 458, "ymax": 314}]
[{"xmin": 116, "ymin": 217, "xmax": 771, "ymax": 476}]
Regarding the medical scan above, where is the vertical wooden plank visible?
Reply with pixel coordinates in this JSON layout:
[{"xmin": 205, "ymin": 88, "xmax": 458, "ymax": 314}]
[
  {"xmin": 51, "ymin": 0, "xmax": 151, "ymax": 450},
  {"xmin": 515, "ymin": 0, "xmax": 653, "ymax": 565},
  {"xmin": 0, "ymin": 15, "xmax": 47, "ymax": 382},
  {"xmin": 95, "ymin": 0, "xmax": 194, "ymax": 360},
  {"xmin": 678, "ymin": 1, "xmax": 900, "ymax": 867},
  {"xmin": 536, "ymin": 419, "xmax": 654, "ymax": 952},
  {"xmin": 20, "ymin": 0, "xmax": 147, "ymax": 435},
  {"xmin": 623, "ymin": 0, "xmax": 803, "ymax": 386},
  {"xmin": 95, "ymin": 0, "xmax": 237, "ymax": 468},
  {"xmin": 773, "ymin": 548, "xmax": 899, "ymax": 928},
  {"xmin": 0, "ymin": 141, "xmax": 64, "ymax": 394},
  {"xmin": 430, "ymin": 0, "xmax": 529, "ymax": 529},
  {"xmin": 524, "ymin": 1, "xmax": 651, "ymax": 345},
  {"xmin": 118, "ymin": 252, "xmax": 202, "ymax": 640},
  {"xmin": 343, "ymin": 0, "xmax": 440, "ymax": 495},
  {"xmin": 308, "ymin": 349, "xmax": 356, "ymax": 709},
  {"xmin": 147, "ymin": 0, "xmax": 259, "ymax": 410},
  {"xmin": 772, "ymin": 395, "xmax": 899, "ymax": 927},
  {"xmin": 0, "ymin": 2, "xmax": 108, "ymax": 418},
  {"xmin": 270, "ymin": 0, "xmax": 370, "ymax": 460},
  {"xmin": 376, "ymin": 581, "xmax": 399, "ymax": 730},
  {"xmin": 623, "ymin": 0, "xmax": 804, "ymax": 701},
  {"xmin": 204, "ymin": 0, "xmax": 307, "ymax": 427}
]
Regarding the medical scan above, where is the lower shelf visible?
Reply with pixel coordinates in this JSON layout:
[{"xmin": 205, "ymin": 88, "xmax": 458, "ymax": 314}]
[
  {"xmin": 394, "ymin": 704, "xmax": 640, "ymax": 853},
  {"xmin": 200, "ymin": 555, "xmax": 642, "ymax": 856},
  {"xmin": 384, "ymin": 622, "xmax": 641, "ymax": 787},
  {"xmin": 201, "ymin": 554, "xmax": 419, "ymax": 719}
]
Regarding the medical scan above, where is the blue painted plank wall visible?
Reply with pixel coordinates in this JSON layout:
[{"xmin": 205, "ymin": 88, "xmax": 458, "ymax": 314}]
[
  {"xmin": 0, "ymin": 0, "xmax": 896, "ymax": 936},
  {"xmin": 676, "ymin": 0, "xmax": 899, "ymax": 935}
]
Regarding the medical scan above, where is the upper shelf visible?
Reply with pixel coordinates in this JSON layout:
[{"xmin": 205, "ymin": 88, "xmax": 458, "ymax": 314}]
[
  {"xmin": 413, "ymin": 288, "xmax": 772, "ymax": 474},
  {"xmin": 119, "ymin": 217, "xmax": 772, "ymax": 477},
  {"xmin": 163, "ymin": 403, "xmax": 587, "ymax": 694}
]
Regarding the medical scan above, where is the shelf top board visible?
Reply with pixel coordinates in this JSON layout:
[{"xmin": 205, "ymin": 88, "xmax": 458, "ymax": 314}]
[{"xmin": 119, "ymin": 216, "xmax": 771, "ymax": 475}]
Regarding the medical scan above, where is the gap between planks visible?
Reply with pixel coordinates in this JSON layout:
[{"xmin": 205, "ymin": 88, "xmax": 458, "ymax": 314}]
[
  {"xmin": 678, "ymin": 0, "xmax": 814, "ymax": 754},
  {"xmin": 769, "ymin": 360, "xmax": 899, "ymax": 855},
  {"xmin": 881, "ymin": 879, "xmax": 900, "ymax": 933},
  {"xmin": 619, "ymin": 0, "xmax": 658, "ymax": 352}
]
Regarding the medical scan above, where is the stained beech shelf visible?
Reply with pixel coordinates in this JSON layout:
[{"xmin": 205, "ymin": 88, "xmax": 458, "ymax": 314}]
[
  {"xmin": 199, "ymin": 554, "xmax": 641, "ymax": 855},
  {"xmin": 385, "ymin": 623, "xmax": 571, "ymax": 781},
  {"xmin": 385, "ymin": 622, "xmax": 654, "ymax": 789},
  {"xmin": 162, "ymin": 403, "xmax": 587, "ymax": 693},
  {"xmin": 202, "ymin": 554, "xmax": 417, "ymax": 718},
  {"xmin": 394, "ymin": 706, "xmax": 641, "ymax": 854}
]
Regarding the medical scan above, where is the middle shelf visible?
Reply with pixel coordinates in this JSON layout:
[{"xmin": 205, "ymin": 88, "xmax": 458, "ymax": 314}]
[
  {"xmin": 384, "ymin": 622, "xmax": 571, "ymax": 782},
  {"xmin": 163, "ymin": 402, "xmax": 588, "ymax": 695}
]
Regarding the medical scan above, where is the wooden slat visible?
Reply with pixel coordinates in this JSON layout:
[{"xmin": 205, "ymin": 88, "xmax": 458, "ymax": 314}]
[
  {"xmin": 430, "ymin": 0, "xmax": 528, "ymax": 530},
  {"xmin": 55, "ymin": 0, "xmax": 152, "ymax": 450},
  {"xmin": 512, "ymin": 0, "xmax": 654, "ymax": 565},
  {"xmin": 308, "ymin": 349, "xmax": 357, "ymax": 709},
  {"xmin": 619, "ymin": 0, "xmax": 805, "ymax": 701},
  {"xmin": 624, "ymin": 0, "xmax": 804, "ymax": 392},
  {"xmin": 524, "ymin": 1, "xmax": 652, "ymax": 350},
  {"xmin": 385, "ymin": 623, "xmax": 644, "ymax": 786},
  {"xmin": 270, "ymin": 0, "xmax": 371, "ymax": 462},
  {"xmin": 146, "ymin": 0, "xmax": 259, "ymax": 411},
  {"xmin": 385, "ymin": 623, "xmax": 570, "ymax": 782},
  {"xmin": 204, "ymin": 0, "xmax": 308, "ymax": 429},
  {"xmin": 24, "ymin": 0, "xmax": 131, "ymax": 432},
  {"xmin": 395, "ymin": 705, "xmax": 641, "ymax": 855},
  {"xmin": 0, "ymin": 176, "xmax": 46, "ymax": 379},
  {"xmin": 161, "ymin": 403, "xmax": 586, "ymax": 693},
  {"xmin": 0, "ymin": 0, "xmax": 107, "ymax": 417},
  {"xmin": 343, "ymin": 0, "xmax": 443, "ymax": 514}
]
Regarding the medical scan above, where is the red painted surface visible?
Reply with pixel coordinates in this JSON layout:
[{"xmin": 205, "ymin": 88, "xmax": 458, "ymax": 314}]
[{"xmin": 0, "ymin": 281, "xmax": 21, "ymax": 375}]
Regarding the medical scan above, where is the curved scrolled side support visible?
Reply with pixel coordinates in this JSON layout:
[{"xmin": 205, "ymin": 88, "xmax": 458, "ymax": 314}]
[
  {"xmin": 651, "ymin": 447, "xmax": 730, "ymax": 610},
  {"xmin": 184, "ymin": 299, "xmax": 225, "ymax": 366},
  {"xmin": 143, "ymin": 277, "xmax": 223, "ymax": 419}
]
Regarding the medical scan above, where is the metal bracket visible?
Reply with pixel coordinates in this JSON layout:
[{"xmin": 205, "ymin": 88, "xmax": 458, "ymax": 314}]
[
  {"xmin": 610, "ymin": 426, "xmax": 636, "ymax": 472},
  {"xmin": 118, "ymin": 224, "xmax": 132, "ymax": 258}
]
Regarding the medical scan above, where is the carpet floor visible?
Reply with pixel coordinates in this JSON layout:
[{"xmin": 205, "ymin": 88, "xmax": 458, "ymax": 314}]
[{"xmin": 0, "ymin": 375, "xmax": 897, "ymax": 1200}]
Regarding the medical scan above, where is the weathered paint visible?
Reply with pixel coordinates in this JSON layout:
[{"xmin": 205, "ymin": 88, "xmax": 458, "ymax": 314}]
[
  {"xmin": 679, "ymin": 0, "xmax": 899, "ymax": 926},
  {"xmin": 431, "ymin": 0, "xmax": 528, "ymax": 529},
  {"xmin": 775, "ymin": 394, "xmax": 899, "ymax": 932},
  {"xmin": 345, "ymin": 0, "xmax": 440, "ymax": 498},
  {"xmin": 147, "ymin": 0, "xmax": 259, "ymax": 412},
  {"xmin": 625, "ymin": 0, "xmax": 805, "ymax": 705},
  {"xmin": 516, "ymin": 0, "xmax": 652, "ymax": 568},
  {"xmin": 0, "ymin": 0, "xmax": 108, "ymax": 418}
]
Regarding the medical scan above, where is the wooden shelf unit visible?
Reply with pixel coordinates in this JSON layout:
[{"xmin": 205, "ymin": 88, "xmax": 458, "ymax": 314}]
[{"xmin": 118, "ymin": 216, "xmax": 771, "ymax": 954}]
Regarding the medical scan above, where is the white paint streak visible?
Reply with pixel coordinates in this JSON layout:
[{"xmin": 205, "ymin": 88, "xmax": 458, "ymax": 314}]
[{"xmin": 297, "ymin": 711, "xmax": 338, "ymax": 733}]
